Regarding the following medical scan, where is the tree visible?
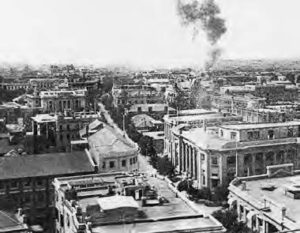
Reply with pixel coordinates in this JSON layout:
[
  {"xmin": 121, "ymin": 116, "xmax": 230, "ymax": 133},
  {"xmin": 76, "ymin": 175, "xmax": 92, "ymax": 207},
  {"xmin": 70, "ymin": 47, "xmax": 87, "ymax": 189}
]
[{"xmin": 212, "ymin": 209, "xmax": 256, "ymax": 233}]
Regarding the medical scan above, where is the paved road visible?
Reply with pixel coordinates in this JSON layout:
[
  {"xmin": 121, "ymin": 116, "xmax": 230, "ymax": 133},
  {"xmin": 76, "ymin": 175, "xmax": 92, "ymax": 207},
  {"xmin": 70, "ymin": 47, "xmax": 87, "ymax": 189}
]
[{"xmin": 137, "ymin": 153, "xmax": 221, "ymax": 215}]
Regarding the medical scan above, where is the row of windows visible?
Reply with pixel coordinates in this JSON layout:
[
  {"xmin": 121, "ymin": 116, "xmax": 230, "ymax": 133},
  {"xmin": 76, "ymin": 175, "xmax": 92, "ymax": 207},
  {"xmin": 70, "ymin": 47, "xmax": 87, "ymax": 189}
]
[
  {"xmin": 102, "ymin": 157, "xmax": 138, "ymax": 169},
  {"xmin": 59, "ymin": 124, "xmax": 80, "ymax": 131},
  {"xmin": 0, "ymin": 179, "xmax": 46, "ymax": 190},
  {"xmin": 227, "ymin": 150, "xmax": 296, "ymax": 167}
]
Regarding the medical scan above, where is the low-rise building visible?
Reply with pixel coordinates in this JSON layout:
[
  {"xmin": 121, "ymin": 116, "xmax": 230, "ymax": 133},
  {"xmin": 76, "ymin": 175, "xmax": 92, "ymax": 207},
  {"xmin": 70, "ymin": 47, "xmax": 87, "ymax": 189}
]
[
  {"xmin": 31, "ymin": 111, "xmax": 99, "ymax": 152},
  {"xmin": 228, "ymin": 164, "xmax": 300, "ymax": 233},
  {"xmin": 128, "ymin": 103, "xmax": 176, "ymax": 120},
  {"xmin": 87, "ymin": 124, "xmax": 139, "ymax": 173},
  {"xmin": 131, "ymin": 114, "xmax": 163, "ymax": 132},
  {"xmin": 0, "ymin": 151, "xmax": 96, "ymax": 232},
  {"xmin": 53, "ymin": 172, "xmax": 226, "ymax": 233}
]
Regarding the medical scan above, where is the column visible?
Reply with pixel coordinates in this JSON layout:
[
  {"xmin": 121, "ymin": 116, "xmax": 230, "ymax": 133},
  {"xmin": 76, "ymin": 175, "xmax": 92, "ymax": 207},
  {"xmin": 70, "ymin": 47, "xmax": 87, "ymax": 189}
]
[
  {"xmin": 252, "ymin": 154, "xmax": 256, "ymax": 175},
  {"xmin": 194, "ymin": 149, "xmax": 197, "ymax": 180},
  {"xmin": 190, "ymin": 146, "xmax": 193, "ymax": 178}
]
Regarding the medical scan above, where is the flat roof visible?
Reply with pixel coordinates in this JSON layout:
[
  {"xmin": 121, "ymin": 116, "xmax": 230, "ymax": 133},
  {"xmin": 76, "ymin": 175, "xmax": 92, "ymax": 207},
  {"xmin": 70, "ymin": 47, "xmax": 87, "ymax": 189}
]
[
  {"xmin": 178, "ymin": 109, "xmax": 216, "ymax": 116},
  {"xmin": 167, "ymin": 113, "xmax": 237, "ymax": 123},
  {"xmin": 0, "ymin": 151, "xmax": 94, "ymax": 180},
  {"xmin": 92, "ymin": 216, "xmax": 222, "ymax": 233},
  {"xmin": 233, "ymin": 174, "xmax": 300, "ymax": 228},
  {"xmin": 221, "ymin": 121, "xmax": 300, "ymax": 130}
]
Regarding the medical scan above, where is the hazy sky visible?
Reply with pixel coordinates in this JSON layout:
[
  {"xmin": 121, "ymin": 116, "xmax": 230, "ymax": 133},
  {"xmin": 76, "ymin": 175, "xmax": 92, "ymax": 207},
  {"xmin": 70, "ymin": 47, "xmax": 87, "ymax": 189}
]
[{"xmin": 0, "ymin": 0, "xmax": 300, "ymax": 67}]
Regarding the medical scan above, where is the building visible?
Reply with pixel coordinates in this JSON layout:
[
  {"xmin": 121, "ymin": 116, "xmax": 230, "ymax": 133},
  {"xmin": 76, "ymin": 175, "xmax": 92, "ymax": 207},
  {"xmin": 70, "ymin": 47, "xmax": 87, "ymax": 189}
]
[
  {"xmin": 29, "ymin": 78, "xmax": 65, "ymax": 90},
  {"xmin": 87, "ymin": 123, "xmax": 139, "ymax": 173},
  {"xmin": 0, "ymin": 151, "xmax": 96, "ymax": 232},
  {"xmin": 31, "ymin": 111, "xmax": 99, "ymax": 152},
  {"xmin": 39, "ymin": 89, "xmax": 87, "ymax": 113},
  {"xmin": 53, "ymin": 172, "xmax": 226, "ymax": 233},
  {"xmin": 170, "ymin": 121, "xmax": 300, "ymax": 190},
  {"xmin": 131, "ymin": 114, "xmax": 163, "ymax": 132},
  {"xmin": 228, "ymin": 164, "xmax": 300, "ymax": 233},
  {"xmin": 112, "ymin": 84, "xmax": 165, "ymax": 107},
  {"xmin": 128, "ymin": 103, "xmax": 176, "ymax": 120},
  {"xmin": 164, "ymin": 109, "xmax": 242, "ymax": 159}
]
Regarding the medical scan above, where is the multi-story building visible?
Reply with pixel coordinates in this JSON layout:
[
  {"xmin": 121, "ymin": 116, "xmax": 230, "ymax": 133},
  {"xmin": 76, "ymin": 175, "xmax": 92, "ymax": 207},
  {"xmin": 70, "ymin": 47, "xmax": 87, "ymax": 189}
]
[
  {"xmin": 171, "ymin": 121, "xmax": 300, "ymax": 189},
  {"xmin": 39, "ymin": 89, "xmax": 87, "ymax": 113},
  {"xmin": 228, "ymin": 163, "xmax": 300, "ymax": 233},
  {"xmin": 128, "ymin": 103, "xmax": 176, "ymax": 120},
  {"xmin": 0, "ymin": 82, "xmax": 30, "ymax": 90},
  {"xmin": 87, "ymin": 123, "xmax": 139, "ymax": 173},
  {"xmin": 29, "ymin": 78, "xmax": 65, "ymax": 90},
  {"xmin": 164, "ymin": 109, "xmax": 242, "ymax": 159},
  {"xmin": 31, "ymin": 111, "xmax": 99, "ymax": 152},
  {"xmin": 53, "ymin": 172, "xmax": 226, "ymax": 233},
  {"xmin": 112, "ymin": 84, "xmax": 164, "ymax": 107},
  {"xmin": 0, "ymin": 151, "xmax": 96, "ymax": 232}
]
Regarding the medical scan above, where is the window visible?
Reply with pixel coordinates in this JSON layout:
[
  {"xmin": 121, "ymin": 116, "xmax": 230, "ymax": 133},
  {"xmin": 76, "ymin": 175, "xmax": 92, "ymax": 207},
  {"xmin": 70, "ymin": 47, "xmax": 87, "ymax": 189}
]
[
  {"xmin": 102, "ymin": 162, "xmax": 106, "ymax": 169},
  {"xmin": 130, "ymin": 158, "xmax": 133, "ymax": 165},
  {"xmin": 268, "ymin": 130, "xmax": 274, "ymax": 139},
  {"xmin": 230, "ymin": 132, "xmax": 237, "ymax": 140},
  {"xmin": 287, "ymin": 128, "xmax": 294, "ymax": 137},
  {"xmin": 66, "ymin": 134, "xmax": 70, "ymax": 140},
  {"xmin": 227, "ymin": 156, "xmax": 236, "ymax": 166},
  {"xmin": 109, "ymin": 161, "xmax": 115, "ymax": 168},
  {"xmin": 211, "ymin": 157, "xmax": 218, "ymax": 165},
  {"xmin": 60, "ymin": 134, "xmax": 63, "ymax": 141},
  {"xmin": 201, "ymin": 153, "xmax": 205, "ymax": 160},
  {"xmin": 24, "ymin": 179, "xmax": 31, "ymax": 187},
  {"xmin": 121, "ymin": 160, "xmax": 126, "ymax": 167},
  {"xmin": 137, "ymin": 107, "xmax": 142, "ymax": 113},
  {"xmin": 253, "ymin": 131, "xmax": 260, "ymax": 139},
  {"xmin": 36, "ymin": 179, "xmax": 43, "ymax": 187},
  {"xmin": 0, "ymin": 182, "xmax": 4, "ymax": 190},
  {"xmin": 247, "ymin": 131, "xmax": 253, "ymax": 140},
  {"xmin": 66, "ymin": 124, "xmax": 70, "ymax": 131},
  {"xmin": 11, "ymin": 181, "xmax": 18, "ymax": 189},
  {"xmin": 59, "ymin": 125, "xmax": 63, "ymax": 131},
  {"xmin": 220, "ymin": 130, "xmax": 224, "ymax": 137},
  {"xmin": 148, "ymin": 107, "xmax": 153, "ymax": 112},
  {"xmin": 202, "ymin": 175, "xmax": 206, "ymax": 185}
]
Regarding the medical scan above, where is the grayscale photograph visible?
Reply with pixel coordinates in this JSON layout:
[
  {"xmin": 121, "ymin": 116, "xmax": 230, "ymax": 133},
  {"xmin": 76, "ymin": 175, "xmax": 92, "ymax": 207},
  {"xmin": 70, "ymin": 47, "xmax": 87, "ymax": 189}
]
[{"xmin": 0, "ymin": 0, "xmax": 299, "ymax": 232}]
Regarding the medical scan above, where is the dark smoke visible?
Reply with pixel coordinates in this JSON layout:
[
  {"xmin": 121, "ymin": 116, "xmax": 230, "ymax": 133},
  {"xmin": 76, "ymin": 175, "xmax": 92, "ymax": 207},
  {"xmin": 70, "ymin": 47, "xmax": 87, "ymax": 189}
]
[{"xmin": 177, "ymin": 0, "xmax": 226, "ymax": 69}]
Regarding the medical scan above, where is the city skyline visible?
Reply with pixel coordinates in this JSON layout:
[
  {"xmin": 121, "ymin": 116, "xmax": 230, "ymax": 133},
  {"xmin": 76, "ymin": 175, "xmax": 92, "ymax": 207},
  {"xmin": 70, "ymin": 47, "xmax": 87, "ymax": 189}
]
[{"xmin": 0, "ymin": 0, "xmax": 300, "ymax": 67}]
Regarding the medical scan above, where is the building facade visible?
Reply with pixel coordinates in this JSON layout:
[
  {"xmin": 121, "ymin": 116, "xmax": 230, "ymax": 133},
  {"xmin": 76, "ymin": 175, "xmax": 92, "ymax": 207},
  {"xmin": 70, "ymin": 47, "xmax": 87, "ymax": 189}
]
[
  {"xmin": 170, "ymin": 121, "xmax": 300, "ymax": 190},
  {"xmin": 228, "ymin": 164, "xmax": 300, "ymax": 233}
]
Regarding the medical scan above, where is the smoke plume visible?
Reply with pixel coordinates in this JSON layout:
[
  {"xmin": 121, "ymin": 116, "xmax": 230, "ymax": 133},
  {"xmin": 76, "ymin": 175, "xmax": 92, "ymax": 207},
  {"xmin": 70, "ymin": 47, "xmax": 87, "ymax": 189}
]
[{"xmin": 177, "ymin": 0, "xmax": 226, "ymax": 70}]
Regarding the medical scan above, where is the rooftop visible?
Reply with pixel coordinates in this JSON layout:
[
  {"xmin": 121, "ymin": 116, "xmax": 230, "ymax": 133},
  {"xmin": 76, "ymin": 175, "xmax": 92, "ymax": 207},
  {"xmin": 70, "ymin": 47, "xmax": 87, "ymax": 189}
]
[
  {"xmin": 231, "ymin": 173, "xmax": 300, "ymax": 229},
  {"xmin": 221, "ymin": 121, "xmax": 300, "ymax": 130},
  {"xmin": 180, "ymin": 127, "xmax": 300, "ymax": 151},
  {"xmin": 0, "ymin": 151, "xmax": 95, "ymax": 180},
  {"xmin": 178, "ymin": 108, "xmax": 216, "ymax": 116},
  {"xmin": 88, "ymin": 125, "xmax": 138, "ymax": 158},
  {"xmin": 92, "ymin": 215, "xmax": 222, "ymax": 233},
  {"xmin": 131, "ymin": 114, "xmax": 162, "ymax": 128},
  {"xmin": 166, "ymin": 113, "xmax": 240, "ymax": 124}
]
